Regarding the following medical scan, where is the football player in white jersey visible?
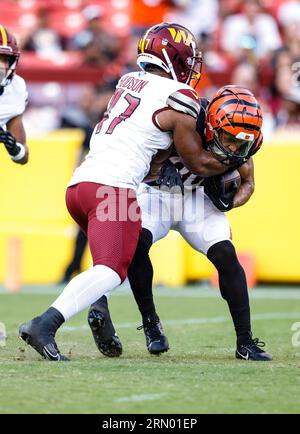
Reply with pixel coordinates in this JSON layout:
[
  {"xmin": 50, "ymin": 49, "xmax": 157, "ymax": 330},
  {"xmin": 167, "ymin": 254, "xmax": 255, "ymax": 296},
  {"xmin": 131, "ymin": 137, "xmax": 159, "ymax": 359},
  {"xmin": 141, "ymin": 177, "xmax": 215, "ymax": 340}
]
[
  {"xmin": 0, "ymin": 25, "xmax": 28, "ymax": 165},
  {"xmin": 89, "ymin": 86, "xmax": 272, "ymax": 361},
  {"xmin": 19, "ymin": 23, "xmax": 229, "ymax": 361}
]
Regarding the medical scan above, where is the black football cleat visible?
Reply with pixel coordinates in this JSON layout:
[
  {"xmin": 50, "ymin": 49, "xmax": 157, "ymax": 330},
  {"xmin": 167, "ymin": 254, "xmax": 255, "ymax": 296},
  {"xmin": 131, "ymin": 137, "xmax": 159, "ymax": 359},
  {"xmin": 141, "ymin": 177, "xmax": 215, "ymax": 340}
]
[
  {"xmin": 19, "ymin": 318, "xmax": 69, "ymax": 361},
  {"xmin": 137, "ymin": 314, "xmax": 169, "ymax": 355},
  {"xmin": 236, "ymin": 336, "xmax": 272, "ymax": 361},
  {"xmin": 88, "ymin": 296, "xmax": 122, "ymax": 358}
]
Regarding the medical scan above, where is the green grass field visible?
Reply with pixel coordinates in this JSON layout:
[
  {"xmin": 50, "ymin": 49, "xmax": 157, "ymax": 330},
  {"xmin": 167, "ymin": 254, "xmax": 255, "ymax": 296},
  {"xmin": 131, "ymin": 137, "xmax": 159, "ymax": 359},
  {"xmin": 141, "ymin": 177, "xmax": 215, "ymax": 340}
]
[{"xmin": 0, "ymin": 284, "xmax": 300, "ymax": 414}]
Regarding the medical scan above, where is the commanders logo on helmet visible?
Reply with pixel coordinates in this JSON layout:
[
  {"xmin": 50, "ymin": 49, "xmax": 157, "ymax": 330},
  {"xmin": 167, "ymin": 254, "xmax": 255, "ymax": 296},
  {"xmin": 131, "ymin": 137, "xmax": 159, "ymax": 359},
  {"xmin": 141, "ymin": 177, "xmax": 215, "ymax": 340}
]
[
  {"xmin": 206, "ymin": 86, "xmax": 263, "ymax": 166},
  {"xmin": 0, "ymin": 25, "xmax": 20, "ymax": 88},
  {"xmin": 137, "ymin": 22, "xmax": 202, "ymax": 87}
]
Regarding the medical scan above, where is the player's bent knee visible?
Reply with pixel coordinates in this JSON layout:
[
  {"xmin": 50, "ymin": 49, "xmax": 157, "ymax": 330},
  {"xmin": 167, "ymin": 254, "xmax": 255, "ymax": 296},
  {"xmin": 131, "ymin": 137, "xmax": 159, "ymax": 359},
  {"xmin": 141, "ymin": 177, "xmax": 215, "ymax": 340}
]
[{"xmin": 207, "ymin": 240, "xmax": 240, "ymax": 270}]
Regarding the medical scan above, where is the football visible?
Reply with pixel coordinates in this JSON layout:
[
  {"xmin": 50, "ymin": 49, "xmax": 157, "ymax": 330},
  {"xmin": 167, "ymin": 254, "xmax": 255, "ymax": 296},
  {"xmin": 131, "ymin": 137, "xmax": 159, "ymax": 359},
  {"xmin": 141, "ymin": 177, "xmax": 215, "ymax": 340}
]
[{"xmin": 222, "ymin": 169, "xmax": 241, "ymax": 192}]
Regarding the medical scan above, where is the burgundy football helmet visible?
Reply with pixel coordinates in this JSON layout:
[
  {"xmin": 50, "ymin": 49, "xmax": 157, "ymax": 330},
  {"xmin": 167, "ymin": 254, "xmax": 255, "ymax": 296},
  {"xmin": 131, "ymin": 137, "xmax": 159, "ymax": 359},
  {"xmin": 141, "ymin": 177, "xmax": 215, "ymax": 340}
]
[
  {"xmin": 0, "ymin": 25, "xmax": 20, "ymax": 87},
  {"xmin": 137, "ymin": 22, "xmax": 202, "ymax": 87}
]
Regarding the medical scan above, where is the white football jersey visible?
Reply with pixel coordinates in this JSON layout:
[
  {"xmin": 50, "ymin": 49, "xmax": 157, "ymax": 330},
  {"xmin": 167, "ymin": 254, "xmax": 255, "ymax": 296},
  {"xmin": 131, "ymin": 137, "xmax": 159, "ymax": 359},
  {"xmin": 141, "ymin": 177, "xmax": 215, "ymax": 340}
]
[
  {"xmin": 0, "ymin": 74, "xmax": 28, "ymax": 128},
  {"xmin": 69, "ymin": 71, "xmax": 200, "ymax": 190}
]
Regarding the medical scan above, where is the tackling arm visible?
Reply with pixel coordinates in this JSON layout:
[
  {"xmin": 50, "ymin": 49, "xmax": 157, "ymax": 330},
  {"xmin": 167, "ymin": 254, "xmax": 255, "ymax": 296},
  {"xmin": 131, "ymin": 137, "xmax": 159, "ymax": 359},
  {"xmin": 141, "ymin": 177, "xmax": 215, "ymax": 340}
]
[
  {"xmin": 233, "ymin": 158, "xmax": 255, "ymax": 208},
  {"xmin": 143, "ymin": 147, "xmax": 173, "ymax": 182},
  {"xmin": 5, "ymin": 115, "xmax": 28, "ymax": 164},
  {"xmin": 157, "ymin": 109, "xmax": 228, "ymax": 177}
]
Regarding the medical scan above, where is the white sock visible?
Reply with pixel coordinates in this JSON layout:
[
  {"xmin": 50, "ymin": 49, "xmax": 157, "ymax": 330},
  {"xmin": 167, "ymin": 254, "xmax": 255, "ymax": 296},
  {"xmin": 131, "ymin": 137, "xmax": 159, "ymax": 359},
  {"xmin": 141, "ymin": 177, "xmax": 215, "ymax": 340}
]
[
  {"xmin": 103, "ymin": 291, "xmax": 110, "ymax": 300},
  {"xmin": 51, "ymin": 265, "xmax": 121, "ymax": 321},
  {"xmin": 103, "ymin": 277, "xmax": 130, "ymax": 300}
]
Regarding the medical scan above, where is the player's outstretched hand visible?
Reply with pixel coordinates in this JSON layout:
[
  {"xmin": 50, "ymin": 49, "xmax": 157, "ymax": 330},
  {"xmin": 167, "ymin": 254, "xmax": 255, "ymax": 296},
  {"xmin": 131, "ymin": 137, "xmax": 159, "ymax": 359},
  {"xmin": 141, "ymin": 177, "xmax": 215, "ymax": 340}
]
[
  {"xmin": 0, "ymin": 127, "xmax": 20, "ymax": 157},
  {"xmin": 204, "ymin": 175, "xmax": 239, "ymax": 212},
  {"xmin": 157, "ymin": 161, "xmax": 184, "ymax": 194}
]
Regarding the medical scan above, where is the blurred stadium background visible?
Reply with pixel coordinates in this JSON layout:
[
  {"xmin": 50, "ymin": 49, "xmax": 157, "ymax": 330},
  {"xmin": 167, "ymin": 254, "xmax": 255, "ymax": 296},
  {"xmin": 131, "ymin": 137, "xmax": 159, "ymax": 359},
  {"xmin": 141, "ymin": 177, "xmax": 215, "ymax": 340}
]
[{"xmin": 0, "ymin": 0, "xmax": 300, "ymax": 290}]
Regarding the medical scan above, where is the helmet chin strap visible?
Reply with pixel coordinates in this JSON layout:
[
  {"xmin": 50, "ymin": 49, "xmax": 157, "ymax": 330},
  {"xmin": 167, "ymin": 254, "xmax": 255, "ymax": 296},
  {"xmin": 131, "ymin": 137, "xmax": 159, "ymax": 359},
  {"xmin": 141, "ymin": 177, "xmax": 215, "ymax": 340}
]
[{"xmin": 162, "ymin": 48, "xmax": 178, "ymax": 82}]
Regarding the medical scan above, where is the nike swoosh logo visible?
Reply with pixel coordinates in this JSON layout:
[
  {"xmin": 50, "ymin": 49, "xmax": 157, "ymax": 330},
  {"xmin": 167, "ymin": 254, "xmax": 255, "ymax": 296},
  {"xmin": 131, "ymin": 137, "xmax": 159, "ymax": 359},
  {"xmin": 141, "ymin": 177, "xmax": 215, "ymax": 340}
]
[
  {"xmin": 236, "ymin": 350, "xmax": 249, "ymax": 360},
  {"xmin": 219, "ymin": 200, "xmax": 229, "ymax": 208},
  {"xmin": 43, "ymin": 346, "xmax": 60, "ymax": 361}
]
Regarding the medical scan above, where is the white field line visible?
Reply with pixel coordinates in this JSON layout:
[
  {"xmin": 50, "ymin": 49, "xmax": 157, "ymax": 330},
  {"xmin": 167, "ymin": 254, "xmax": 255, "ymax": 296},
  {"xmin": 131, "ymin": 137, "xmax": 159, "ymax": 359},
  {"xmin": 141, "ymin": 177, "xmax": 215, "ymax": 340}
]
[
  {"xmin": 62, "ymin": 312, "xmax": 300, "ymax": 332},
  {"xmin": 115, "ymin": 393, "xmax": 167, "ymax": 403}
]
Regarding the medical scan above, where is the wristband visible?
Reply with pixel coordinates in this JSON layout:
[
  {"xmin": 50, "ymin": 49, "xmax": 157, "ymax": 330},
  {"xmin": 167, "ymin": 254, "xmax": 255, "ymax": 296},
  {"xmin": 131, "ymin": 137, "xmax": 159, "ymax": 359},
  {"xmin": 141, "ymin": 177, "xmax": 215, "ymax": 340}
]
[{"xmin": 10, "ymin": 143, "xmax": 26, "ymax": 161}]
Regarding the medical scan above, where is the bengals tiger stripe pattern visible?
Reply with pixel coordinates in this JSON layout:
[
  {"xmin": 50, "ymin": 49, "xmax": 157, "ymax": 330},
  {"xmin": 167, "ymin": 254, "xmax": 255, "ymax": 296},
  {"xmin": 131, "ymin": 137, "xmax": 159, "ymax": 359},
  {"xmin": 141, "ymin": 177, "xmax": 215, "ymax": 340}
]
[{"xmin": 207, "ymin": 86, "xmax": 263, "ymax": 140}]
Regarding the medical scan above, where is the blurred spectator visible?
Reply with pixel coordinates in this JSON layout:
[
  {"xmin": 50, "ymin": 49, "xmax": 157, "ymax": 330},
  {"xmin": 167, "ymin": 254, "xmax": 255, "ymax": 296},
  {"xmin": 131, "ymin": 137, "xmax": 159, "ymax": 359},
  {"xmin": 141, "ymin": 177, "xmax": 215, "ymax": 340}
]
[
  {"xmin": 276, "ymin": 87, "xmax": 300, "ymax": 130},
  {"xmin": 131, "ymin": 0, "xmax": 175, "ymax": 36},
  {"xmin": 71, "ymin": 5, "xmax": 120, "ymax": 66},
  {"xmin": 166, "ymin": 0, "xmax": 219, "ymax": 38},
  {"xmin": 231, "ymin": 62, "xmax": 258, "ymax": 93},
  {"xmin": 278, "ymin": 0, "xmax": 300, "ymax": 28},
  {"xmin": 269, "ymin": 56, "xmax": 299, "ymax": 129},
  {"xmin": 220, "ymin": 0, "xmax": 282, "ymax": 61},
  {"xmin": 273, "ymin": 47, "xmax": 294, "ymax": 70},
  {"xmin": 281, "ymin": 22, "xmax": 300, "ymax": 61},
  {"xmin": 274, "ymin": 63, "xmax": 294, "ymax": 99},
  {"xmin": 122, "ymin": 35, "xmax": 141, "ymax": 74},
  {"xmin": 61, "ymin": 84, "xmax": 97, "ymax": 129},
  {"xmin": 219, "ymin": 0, "xmax": 243, "ymax": 18},
  {"xmin": 61, "ymin": 83, "xmax": 114, "ymax": 130},
  {"xmin": 22, "ymin": 7, "xmax": 66, "ymax": 56},
  {"xmin": 23, "ymin": 103, "xmax": 60, "ymax": 136},
  {"xmin": 270, "ymin": 22, "xmax": 300, "ymax": 129},
  {"xmin": 230, "ymin": 62, "xmax": 276, "ymax": 137}
]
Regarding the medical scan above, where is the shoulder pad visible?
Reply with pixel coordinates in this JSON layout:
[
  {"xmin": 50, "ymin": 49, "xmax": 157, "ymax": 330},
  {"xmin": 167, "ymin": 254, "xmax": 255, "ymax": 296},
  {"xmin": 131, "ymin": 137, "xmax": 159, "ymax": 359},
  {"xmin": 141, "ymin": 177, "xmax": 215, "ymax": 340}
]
[
  {"xmin": 196, "ymin": 97, "xmax": 209, "ymax": 145},
  {"xmin": 12, "ymin": 74, "xmax": 28, "ymax": 111},
  {"xmin": 167, "ymin": 89, "xmax": 200, "ymax": 119},
  {"xmin": 199, "ymin": 97, "xmax": 209, "ymax": 111}
]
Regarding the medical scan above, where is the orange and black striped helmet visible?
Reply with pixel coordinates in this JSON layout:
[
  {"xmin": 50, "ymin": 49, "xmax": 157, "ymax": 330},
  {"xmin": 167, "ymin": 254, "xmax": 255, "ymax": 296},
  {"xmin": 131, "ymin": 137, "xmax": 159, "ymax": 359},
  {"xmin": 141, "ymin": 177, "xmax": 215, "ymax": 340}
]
[
  {"xmin": 206, "ymin": 86, "xmax": 263, "ymax": 165},
  {"xmin": 0, "ymin": 25, "xmax": 20, "ymax": 87}
]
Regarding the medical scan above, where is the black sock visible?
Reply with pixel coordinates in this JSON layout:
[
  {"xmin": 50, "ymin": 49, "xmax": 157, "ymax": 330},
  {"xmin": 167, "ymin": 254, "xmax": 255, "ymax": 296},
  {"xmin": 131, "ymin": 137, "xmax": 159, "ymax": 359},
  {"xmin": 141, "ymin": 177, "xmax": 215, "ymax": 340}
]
[
  {"xmin": 128, "ymin": 228, "xmax": 157, "ymax": 320},
  {"xmin": 40, "ymin": 307, "xmax": 65, "ymax": 336},
  {"xmin": 207, "ymin": 241, "xmax": 251, "ymax": 346}
]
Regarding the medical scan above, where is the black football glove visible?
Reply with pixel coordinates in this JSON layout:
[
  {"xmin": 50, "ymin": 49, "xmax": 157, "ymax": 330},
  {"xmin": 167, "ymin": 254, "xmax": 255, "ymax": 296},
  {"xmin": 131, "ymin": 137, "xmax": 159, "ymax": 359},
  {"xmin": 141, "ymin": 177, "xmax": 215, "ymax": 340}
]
[
  {"xmin": 203, "ymin": 174, "xmax": 239, "ymax": 212},
  {"xmin": 0, "ymin": 127, "xmax": 20, "ymax": 157},
  {"xmin": 157, "ymin": 161, "xmax": 184, "ymax": 194}
]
